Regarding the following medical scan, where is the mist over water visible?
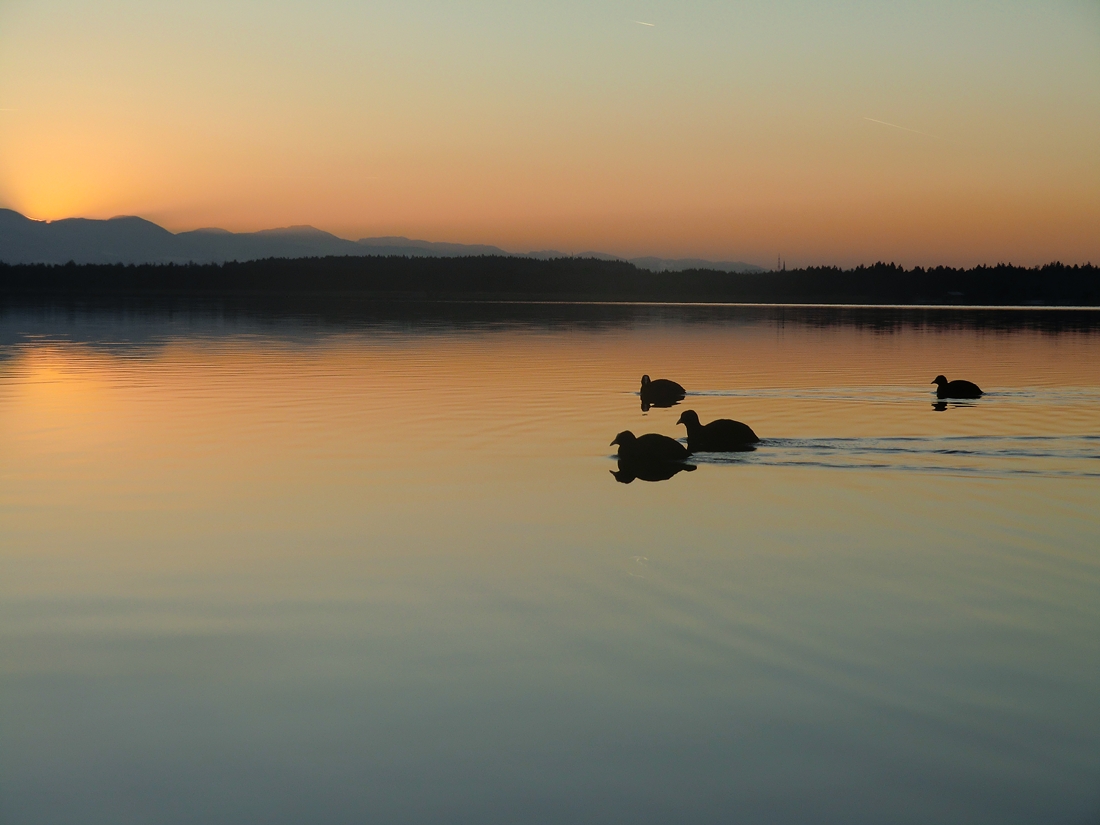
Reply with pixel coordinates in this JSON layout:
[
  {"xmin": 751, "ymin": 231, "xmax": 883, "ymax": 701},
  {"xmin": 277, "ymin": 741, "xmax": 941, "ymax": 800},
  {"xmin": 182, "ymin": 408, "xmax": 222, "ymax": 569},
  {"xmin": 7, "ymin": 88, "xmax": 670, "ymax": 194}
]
[{"xmin": 1, "ymin": 304, "xmax": 1098, "ymax": 825}]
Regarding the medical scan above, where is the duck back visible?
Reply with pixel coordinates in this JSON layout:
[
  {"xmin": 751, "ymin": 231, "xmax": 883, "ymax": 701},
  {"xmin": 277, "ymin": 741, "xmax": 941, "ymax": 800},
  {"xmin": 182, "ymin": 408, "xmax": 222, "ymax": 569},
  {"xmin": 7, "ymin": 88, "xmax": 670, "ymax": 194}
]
[
  {"xmin": 938, "ymin": 379, "xmax": 983, "ymax": 399},
  {"xmin": 616, "ymin": 432, "xmax": 690, "ymax": 463},
  {"xmin": 690, "ymin": 418, "xmax": 759, "ymax": 451},
  {"xmin": 678, "ymin": 410, "xmax": 759, "ymax": 451},
  {"xmin": 632, "ymin": 433, "xmax": 691, "ymax": 462}
]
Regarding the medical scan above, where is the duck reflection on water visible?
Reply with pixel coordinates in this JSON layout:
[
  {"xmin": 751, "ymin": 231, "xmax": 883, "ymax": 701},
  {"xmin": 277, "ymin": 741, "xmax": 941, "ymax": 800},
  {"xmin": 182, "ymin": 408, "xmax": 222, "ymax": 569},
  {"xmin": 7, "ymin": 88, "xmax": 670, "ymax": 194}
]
[
  {"xmin": 611, "ymin": 460, "xmax": 696, "ymax": 484},
  {"xmin": 932, "ymin": 400, "xmax": 980, "ymax": 412}
]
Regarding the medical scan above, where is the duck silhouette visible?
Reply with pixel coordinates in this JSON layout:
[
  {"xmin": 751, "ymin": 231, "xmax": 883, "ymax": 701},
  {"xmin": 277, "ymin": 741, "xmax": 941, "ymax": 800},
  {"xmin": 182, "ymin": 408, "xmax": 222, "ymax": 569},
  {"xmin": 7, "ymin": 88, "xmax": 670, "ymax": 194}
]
[
  {"xmin": 931, "ymin": 375, "xmax": 983, "ymax": 399},
  {"xmin": 676, "ymin": 410, "xmax": 759, "ymax": 451},
  {"xmin": 611, "ymin": 430, "xmax": 691, "ymax": 463},
  {"xmin": 639, "ymin": 375, "xmax": 685, "ymax": 411}
]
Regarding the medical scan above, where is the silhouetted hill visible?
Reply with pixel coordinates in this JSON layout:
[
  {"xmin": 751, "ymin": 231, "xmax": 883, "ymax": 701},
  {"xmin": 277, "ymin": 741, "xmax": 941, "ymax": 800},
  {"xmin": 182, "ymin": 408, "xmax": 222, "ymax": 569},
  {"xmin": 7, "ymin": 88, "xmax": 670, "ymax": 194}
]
[
  {"xmin": 175, "ymin": 225, "xmax": 364, "ymax": 262},
  {"xmin": 356, "ymin": 236, "xmax": 511, "ymax": 257},
  {"xmin": 0, "ymin": 258, "xmax": 1095, "ymax": 306},
  {"xmin": 0, "ymin": 210, "xmax": 182, "ymax": 264},
  {"xmin": 0, "ymin": 209, "xmax": 763, "ymax": 272}
]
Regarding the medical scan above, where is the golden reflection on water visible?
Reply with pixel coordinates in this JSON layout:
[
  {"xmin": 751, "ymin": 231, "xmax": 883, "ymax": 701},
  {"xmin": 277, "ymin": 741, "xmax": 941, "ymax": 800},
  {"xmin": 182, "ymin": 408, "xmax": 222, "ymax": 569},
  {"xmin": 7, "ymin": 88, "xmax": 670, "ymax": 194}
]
[
  {"xmin": 0, "ymin": 322, "xmax": 1097, "ymax": 605},
  {"xmin": 0, "ymin": 310, "xmax": 1098, "ymax": 825}
]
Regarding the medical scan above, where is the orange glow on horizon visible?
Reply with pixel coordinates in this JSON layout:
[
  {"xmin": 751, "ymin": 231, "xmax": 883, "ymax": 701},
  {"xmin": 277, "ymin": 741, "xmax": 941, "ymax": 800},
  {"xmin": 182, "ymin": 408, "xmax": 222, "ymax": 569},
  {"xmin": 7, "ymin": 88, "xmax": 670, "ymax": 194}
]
[{"xmin": 1, "ymin": 1, "xmax": 1097, "ymax": 266}]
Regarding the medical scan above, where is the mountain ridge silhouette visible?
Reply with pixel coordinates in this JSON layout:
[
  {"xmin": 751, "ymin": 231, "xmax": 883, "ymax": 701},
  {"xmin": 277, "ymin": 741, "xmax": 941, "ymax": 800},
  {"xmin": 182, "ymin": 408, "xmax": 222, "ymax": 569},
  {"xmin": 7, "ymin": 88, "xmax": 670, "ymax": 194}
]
[{"xmin": 0, "ymin": 209, "xmax": 763, "ymax": 272}]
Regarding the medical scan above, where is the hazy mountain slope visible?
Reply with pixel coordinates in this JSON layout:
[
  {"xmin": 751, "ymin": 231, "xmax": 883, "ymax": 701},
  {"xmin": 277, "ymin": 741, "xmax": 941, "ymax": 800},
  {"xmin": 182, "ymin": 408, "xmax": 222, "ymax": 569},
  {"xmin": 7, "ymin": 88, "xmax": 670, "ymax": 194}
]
[
  {"xmin": 528, "ymin": 249, "xmax": 762, "ymax": 273},
  {"xmin": 176, "ymin": 226, "xmax": 365, "ymax": 263},
  {"xmin": 0, "ymin": 210, "xmax": 182, "ymax": 264},
  {"xmin": 0, "ymin": 210, "xmax": 50, "ymax": 263},
  {"xmin": 356, "ymin": 236, "xmax": 510, "ymax": 257},
  {"xmin": 0, "ymin": 209, "xmax": 763, "ymax": 271}
]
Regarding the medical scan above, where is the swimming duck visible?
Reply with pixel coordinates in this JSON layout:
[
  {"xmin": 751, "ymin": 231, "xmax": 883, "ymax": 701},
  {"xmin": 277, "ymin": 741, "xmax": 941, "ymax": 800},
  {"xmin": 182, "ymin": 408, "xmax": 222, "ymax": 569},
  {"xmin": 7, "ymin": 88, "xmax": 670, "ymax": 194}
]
[
  {"xmin": 639, "ymin": 375, "xmax": 686, "ymax": 410},
  {"xmin": 931, "ymin": 375, "xmax": 983, "ymax": 399},
  {"xmin": 676, "ymin": 409, "xmax": 759, "ymax": 451},
  {"xmin": 610, "ymin": 430, "xmax": 691, "ymax": 463}
]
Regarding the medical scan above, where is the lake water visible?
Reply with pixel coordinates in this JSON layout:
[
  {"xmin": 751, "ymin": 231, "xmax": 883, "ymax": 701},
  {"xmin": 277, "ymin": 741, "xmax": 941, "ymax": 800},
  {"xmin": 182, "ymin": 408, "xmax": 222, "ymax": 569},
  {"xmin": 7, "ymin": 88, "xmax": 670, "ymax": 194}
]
[{"xmin": 1, "ymin": 303, "xmax": 1098, "ymax": 824}]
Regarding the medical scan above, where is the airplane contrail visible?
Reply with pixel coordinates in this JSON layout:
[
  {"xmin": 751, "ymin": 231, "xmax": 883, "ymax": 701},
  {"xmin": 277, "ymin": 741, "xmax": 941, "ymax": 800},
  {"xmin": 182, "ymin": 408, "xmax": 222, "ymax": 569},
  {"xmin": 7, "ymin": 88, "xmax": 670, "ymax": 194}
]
[
  {"xmin": 863, "ymin": 117, "xmax": 938, "ymax": 139},
  {"xmin": 635, "ymin": 20, "xmax": 655, "ymax": 26}
]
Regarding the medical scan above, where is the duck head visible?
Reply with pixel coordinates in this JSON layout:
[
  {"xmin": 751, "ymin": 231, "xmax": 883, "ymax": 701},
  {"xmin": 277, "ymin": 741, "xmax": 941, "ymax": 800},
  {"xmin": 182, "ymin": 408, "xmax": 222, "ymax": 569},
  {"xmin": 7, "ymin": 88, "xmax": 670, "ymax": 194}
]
[
  {"xmin": 931, "ymin": 375, "xmax": 948, "ymax": 386},
  {"xmin": 640, "ymin": 375, "xmax": 651, "ymax": 390},
  {"xmin": 610, "ymin": 430, "xmax": 637, "ymax": 448},
  {"xmin": 676, "ymin": 410, "xmax": 700, "ymax": 429}
]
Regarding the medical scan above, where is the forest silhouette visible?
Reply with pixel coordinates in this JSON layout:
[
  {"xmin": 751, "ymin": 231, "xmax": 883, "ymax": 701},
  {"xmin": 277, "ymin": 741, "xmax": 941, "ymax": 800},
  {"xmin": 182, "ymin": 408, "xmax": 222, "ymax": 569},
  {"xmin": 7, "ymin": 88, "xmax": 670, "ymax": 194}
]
[{"xmin": 0, "ymin": 257, "xmax": 1096, "ymax": 306}]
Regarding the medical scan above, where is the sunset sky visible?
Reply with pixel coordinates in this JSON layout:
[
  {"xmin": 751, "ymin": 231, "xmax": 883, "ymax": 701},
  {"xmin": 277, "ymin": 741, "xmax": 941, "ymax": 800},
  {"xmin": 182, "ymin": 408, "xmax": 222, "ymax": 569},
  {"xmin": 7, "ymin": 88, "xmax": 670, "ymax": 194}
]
[{"xmin": 1, "ymin": 0, "xmax": 1097, "ymax": 266}]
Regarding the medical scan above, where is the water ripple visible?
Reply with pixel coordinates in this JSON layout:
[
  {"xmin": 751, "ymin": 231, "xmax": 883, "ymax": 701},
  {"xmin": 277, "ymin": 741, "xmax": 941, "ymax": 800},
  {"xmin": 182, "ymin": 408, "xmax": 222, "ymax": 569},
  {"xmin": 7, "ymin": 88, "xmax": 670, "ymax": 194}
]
[{"xmin": 693, "ymin": 435, "xmax": 1100, "ymax": 479}]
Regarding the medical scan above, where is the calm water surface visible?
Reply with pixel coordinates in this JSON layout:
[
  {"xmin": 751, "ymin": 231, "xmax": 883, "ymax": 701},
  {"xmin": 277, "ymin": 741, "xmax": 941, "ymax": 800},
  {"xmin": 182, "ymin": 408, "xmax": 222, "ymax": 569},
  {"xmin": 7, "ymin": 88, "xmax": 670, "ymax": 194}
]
[{"xmin": 1, "ymin": 305, "xmax": 1098, "ymax": 824}]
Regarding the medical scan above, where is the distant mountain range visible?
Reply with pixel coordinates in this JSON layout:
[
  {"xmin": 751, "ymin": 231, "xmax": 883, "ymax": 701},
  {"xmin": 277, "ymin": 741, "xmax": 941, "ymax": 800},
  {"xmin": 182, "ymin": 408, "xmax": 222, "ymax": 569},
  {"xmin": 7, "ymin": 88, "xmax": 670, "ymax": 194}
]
[{"xmin": 0, "ymin": 209, "xmax": 763, "ymax": 273}]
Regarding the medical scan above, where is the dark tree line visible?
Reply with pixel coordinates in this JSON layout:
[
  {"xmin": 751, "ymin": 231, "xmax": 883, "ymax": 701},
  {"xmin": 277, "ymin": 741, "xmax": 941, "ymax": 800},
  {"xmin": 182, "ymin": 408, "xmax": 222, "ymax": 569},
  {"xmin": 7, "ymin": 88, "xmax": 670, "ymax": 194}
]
[{"xmin": 0, "ymin": 257, "xmax": 1096, "ymax": 305}]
